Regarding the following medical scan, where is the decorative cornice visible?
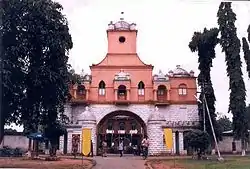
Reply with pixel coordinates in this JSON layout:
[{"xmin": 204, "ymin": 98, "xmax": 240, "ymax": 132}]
[
  {"xmin": 162, "ymin": 121, "xmax": 199, "ymax": 128},
  {"xmin": 68, "ymin": 100, "xmax": 198, "ymax": 105}
]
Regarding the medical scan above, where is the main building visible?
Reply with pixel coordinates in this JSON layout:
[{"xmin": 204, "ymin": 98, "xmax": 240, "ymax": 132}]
[{"xmin": 59, "ymin": 16, "xmax": 199, "ymax": 156}]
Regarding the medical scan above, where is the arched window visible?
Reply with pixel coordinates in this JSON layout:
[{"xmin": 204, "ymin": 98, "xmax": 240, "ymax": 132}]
[
  {"xmin": 157, "ymin": 85, "xmax": 166, "ymax": 96},
  {"xmin": 98, "ymin": 80, "xmax": 106, "ymax": 96},
  {"xmin": 77, "ymin": 85, "xmax": 86, "ymax": 95},
  {"xmin": 178, "ymin": 84, "xmax": 187, "ymax": 95},
  {"xmin": 138, "ymin": 81, "xmax": 145, "ymax": 96},
  {"xmin": 118, "ymin": 85, "xmax": 126, "ymax": 96}
]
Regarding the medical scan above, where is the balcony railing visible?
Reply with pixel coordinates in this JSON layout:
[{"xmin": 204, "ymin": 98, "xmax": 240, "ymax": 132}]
[
  {"xmin": 118, "ymin": 95, "xmax": 127, "ymax": 100},
  {"xmin": 76, "ymin": 93, "xmax": 86, "ymax": 100},
  {"xmin": 155, "ymin": 95, "xmax": 169, "ymax": 106},
  {"xmin": 114, "ymin": 94, "xmax": 129, "ymax": 105},
  {"xmin": 71, "ymin": 93, "xmax": 87, "ymax": 104}
]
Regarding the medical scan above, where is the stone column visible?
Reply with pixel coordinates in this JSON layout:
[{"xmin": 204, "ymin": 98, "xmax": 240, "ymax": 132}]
[
  {"xmin": 59, "ymin": 136, "xmax": 64, "ymax": 153},
  {"xmin": 115, "ymin": 89, "xmax": 118, "ymax": 100},
  {"xmin": 167, "ymin": 89, "xmax": 171, "ymax": 100},
  {"xmin": 81, "ymin": 122, "xmax": 97, "ymax": 155},
  {"xmin": 148, "ymin": 122, "xmax": 164, "ymax": 155},
  {"xmin": 147, "ymin": 107, "xmax": 166, "ymax": 156},
  {"xmin": 172, "ymin": 132, "xmax": 176, "ymax": 154},
  {"xmin": 127, "ymin": 89, "xmax": 130, "ymax": 100},
  {"xmin": 78, "ymin": 107, "xmax": 97, "ymax": 155},
  {"xmin": 179, "ymin": 132, "xmax": 184, "ymax": 155},
  {"xmin": 67, "ymin": 129, "xmax": 73, "ymax": 154},
  {"xmin": 153, "ymin": 90, "xmax": 157, "ymax": 101}
]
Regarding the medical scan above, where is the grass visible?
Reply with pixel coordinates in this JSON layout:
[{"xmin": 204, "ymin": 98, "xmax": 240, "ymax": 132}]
[
  {"xmin": 0, "ymin": 157, "xmax": 93, "ymax": 169},
  {"xmin": 150, "ymin": 156, "xmax": 250, "ymax": 169}
]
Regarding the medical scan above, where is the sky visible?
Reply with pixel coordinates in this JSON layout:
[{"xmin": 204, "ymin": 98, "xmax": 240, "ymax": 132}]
[{"xmin": 9, "ymin": 0, "xmax": 250, "ymax": 131}]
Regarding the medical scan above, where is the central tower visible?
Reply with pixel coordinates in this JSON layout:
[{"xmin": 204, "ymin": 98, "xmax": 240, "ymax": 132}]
[{"xmin": 107, "ymin": 12, "xmax": 137, "ymax": 54}]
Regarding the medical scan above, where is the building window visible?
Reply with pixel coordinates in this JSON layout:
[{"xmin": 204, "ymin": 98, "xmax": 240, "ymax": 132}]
[
  {"xmin": 232, "ymin": 141, "xmax": 236, "ymax": 151},
  {"xmin": 119, "ymin": 122, "xmax": 125, "ymax": 130},
  {"xmin": 178, "ymin": 84, "xmax": 187, "ymax": 95},
  {"xmin": 77, "ymin": 85, "xmax": 86, "ymax": 95},
  {"xmin": 118, "ymin": 85, "xmax": 126, "ymax": 96},
  {"xmin": 157, "ymin": 85, "xmax": 166, "ymax": 96},
  {"xmin": 138, "ymin": 81, "xmax": 145, "ymax": 96},
  {"xmin": 98, "ymin": 80, "xmax": 106, "ymax": 96}
]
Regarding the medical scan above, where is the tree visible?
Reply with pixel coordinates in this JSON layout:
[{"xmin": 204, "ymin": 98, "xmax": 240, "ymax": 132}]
[
  {"xmin": 242, "ymin": 25, "xmax": 250, "ymax": 78},
  {"xmin": 1, "ymin": 0, "xmax": 73, "ymax": 154},
  {"xmin": 184, "ymin": 130, "xmax": 210, "ymax": 160},
  {"xmin": 217, "ymin": 2, "xmax": 248, "ymax": 155},
  {"xmin": 68, "ymin": 68, "xmax": 82, "ymax": 85},
  {"xmin": 246, "ymin": 104, "xmax": 250, "ymax": 129},
  {"xmin": 1, "ymin": 0, "xmax": 27, "ymax": 144},
  {"xmin": 217, "ymin": 115, "xmax": 232, "ymax": 132},
  {"xmin": 189, "ymin": 28, "xmax": 222, "ymax": 143},
  {"xmin": 44, "ymin": 120, "xmax": 66, "ymax": 156}
]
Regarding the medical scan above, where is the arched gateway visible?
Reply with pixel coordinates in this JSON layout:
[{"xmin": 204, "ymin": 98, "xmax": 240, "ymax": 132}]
[{"xmin": 97, "ymin": 110, "xmax": 147, "ymax": 155}]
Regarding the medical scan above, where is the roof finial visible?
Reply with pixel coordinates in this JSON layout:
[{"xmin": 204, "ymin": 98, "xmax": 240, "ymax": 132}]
[{"xmin": 120, "ymin": 12, "xmax": 124, "ymax": 21}]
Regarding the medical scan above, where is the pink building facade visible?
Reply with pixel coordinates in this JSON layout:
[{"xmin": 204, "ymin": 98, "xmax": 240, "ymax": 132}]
[{"xmin": 60, "ymin": 17, "xmax": 199, "ymax": 156}]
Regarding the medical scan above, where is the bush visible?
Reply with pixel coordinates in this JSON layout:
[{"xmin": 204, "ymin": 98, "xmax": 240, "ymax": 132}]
[
  {"xmin": 184, "ymin": 130, "xmax": 210, "ymax": 160},
  {"xmin": 0, "ymin": 146, "xmax": 25, "ymax": 157}
]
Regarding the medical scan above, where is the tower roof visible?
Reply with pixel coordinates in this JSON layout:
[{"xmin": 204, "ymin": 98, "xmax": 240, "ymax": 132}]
[
  {"xmin": 108, "ymin": 12, "xmax": 136, "ymax": 31},
  {"xmin": 77, "ymin": 106, "xmax": 96, "ymax": 122},
  {"xmin": 168, "ymin": 65, "xmax": 195, "ymax": 77}
]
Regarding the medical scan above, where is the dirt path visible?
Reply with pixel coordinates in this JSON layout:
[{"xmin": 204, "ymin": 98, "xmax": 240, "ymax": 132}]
[{"xmin": 93, "ymin": 155, "xmax": 146, "ymax": 169}]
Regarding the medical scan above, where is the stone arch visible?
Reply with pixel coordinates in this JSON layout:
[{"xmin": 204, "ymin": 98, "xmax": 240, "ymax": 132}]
[
  {"xmin": 96, "ymin": 110, "xmax": 147, "ymax": 155},
  {"xmin": 97, "ymin": 110, "xmax": 147, "ymax": 134}
]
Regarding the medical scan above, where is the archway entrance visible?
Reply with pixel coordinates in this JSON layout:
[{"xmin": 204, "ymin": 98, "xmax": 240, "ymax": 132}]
[{"xmin": 97, "ymin": 110, "xmax": 146, "ymax": 155}]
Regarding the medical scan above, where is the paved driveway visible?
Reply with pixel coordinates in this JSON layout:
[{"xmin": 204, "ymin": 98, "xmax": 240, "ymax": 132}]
[{"xmin": 93, "ymin": 155, "xmax": 146, "ymax": 169}]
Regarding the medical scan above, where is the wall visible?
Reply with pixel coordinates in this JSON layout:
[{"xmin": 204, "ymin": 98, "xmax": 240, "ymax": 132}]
[
  {"xmin": 217, "ymin": 136, "xmax": 250, "ymax": 153},
  {"xmin": 90, "ymin": 68, "xmax": 153, "ymax": 102},
  {"xmin": 0, "ymin": 135, "xmax": 29, "ymax": 150}
]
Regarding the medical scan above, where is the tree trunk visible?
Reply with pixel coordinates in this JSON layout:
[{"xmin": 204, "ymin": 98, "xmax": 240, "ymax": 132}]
[
  {"xmin": 241, "ymin": 139, "xmax": 246, "ymax": 156},
  {"xmin": 49, "ymin": 140, "xmax": 57, "ymax": 157}
]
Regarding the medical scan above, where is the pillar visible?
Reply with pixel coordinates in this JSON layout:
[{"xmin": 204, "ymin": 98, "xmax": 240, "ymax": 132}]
[
  {"xmin": 127, "ymin": 89, "xmax": 130, "ymax": 100},
  {"xmin": 179, "ymin": 132, "xmax": 185, "ymax": 155},
  {"xmin": 59, "ymin": 136, "xmax": 64, "ymax": 153},
  {"xmin": 115, "ymin": 89, "xmax": 118, "ymax": 100},
  {"xmin": 67, "ymin": 129, "xmax": 73, "ymax": 154},
  {"xmin": 148, "ymin": 122, "xmax": 164, "ymax": 155},
  {"xmin": 153, "ymin": 90, "xmax": 157, "ymax": 101},
  {"xmin": 81, "ymin": 121, "xmax": 97, "ymax": 155},
  {"xmin": 172, "ymin": 132, "xmax": 176, "ymax": 154},
  {"xmin": 167, "ymin": 89, "xmax": 171, "ymax": 100}
]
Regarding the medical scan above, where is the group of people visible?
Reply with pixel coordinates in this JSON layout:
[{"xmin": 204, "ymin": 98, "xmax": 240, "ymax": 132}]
[{"xmin": 100, "ymin": 136, "xmax": 149, "ymax": 158}]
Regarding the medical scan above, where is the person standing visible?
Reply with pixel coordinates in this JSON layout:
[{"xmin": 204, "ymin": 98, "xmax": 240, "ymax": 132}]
[
  {"xmin": 118, "ymin": 139, "xmax": 124, "ymax": 157},
  {"xmin": 141, "ymin": 135, "xmax": 149, "ymax": 159},
  {"xmin": 102, "ymin": 140, "xmax": 107, "ymax": 157}
]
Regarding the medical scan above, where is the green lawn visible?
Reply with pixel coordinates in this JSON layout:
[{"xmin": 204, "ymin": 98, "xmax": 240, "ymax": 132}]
[{"xmin": 150, "ymin": 156, "xmax": 250, "ymax": 169}]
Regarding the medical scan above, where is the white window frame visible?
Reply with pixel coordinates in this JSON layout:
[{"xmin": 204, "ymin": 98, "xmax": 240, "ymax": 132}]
[
  {"xmin": 157, "ymin": 89, "xmax": 165, "ymax": 96},
  {"xmin": 138, "ymin": 89, "xmax": 145, "ymax": 96},
  {"xmin": 98, "ymin": 88, "xmax": 105, "ymax": 96},
  {"xmin": 178, "ymin": 88, "xmax": 187, "ymax": 95}
]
